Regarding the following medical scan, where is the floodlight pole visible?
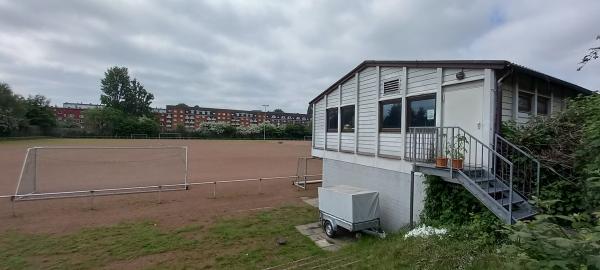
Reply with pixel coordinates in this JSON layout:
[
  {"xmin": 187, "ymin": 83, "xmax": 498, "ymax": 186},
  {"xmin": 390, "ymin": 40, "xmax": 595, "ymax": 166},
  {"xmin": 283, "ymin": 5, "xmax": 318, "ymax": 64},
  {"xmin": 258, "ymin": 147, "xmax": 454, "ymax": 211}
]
[{"xmin": 262, "ymin": 104, "xmax": 269, "ymax": 140}]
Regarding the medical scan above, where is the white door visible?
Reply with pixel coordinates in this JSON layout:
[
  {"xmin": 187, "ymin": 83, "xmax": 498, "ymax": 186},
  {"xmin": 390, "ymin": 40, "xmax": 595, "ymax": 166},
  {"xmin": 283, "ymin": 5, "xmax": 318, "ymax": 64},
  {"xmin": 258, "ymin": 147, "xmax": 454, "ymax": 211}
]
[
  {"xmin": 443, "ymin": 80, "xmax": 486, "ymax": 167},
  {"xmin": 442, "ymin": 80, "xmax": 484, "ymax": 139}
]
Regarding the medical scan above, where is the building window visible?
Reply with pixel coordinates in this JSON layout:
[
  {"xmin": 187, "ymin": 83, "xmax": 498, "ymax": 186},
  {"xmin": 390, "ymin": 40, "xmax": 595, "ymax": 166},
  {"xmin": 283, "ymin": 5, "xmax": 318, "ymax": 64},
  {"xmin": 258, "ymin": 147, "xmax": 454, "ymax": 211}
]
[
  {"xmin": 383, "ymin": 79, "xmax": 400, "ymax": 94},
  {"xmin": 326, "ymin": 108, "xmax": 338, "ymax": 132},
  {"xmin": 340, "ymin": 105, "xmax": 355, "ymax": 132},
  {"xmin": 518, "ymin": 92, "xmax": 533, "ymax": 113},
  {"xmin": 407, "ymin": 95, "xmax": 436, "ymax": 127},
  {"xmin": 380, "ymin": 99, "xmax": 402, "ymax": 132},
  {"xmin": 537, "ymin": 96, "xmax": 549, "ymax": 115}
]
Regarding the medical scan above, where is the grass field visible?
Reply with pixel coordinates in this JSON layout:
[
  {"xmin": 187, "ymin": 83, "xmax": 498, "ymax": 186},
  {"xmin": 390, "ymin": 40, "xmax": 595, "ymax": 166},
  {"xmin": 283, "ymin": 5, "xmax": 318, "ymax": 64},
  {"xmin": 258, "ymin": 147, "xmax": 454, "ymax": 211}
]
[{"xmin": 0, "ymin": 204, "xmax": 507, "ymax": 270}]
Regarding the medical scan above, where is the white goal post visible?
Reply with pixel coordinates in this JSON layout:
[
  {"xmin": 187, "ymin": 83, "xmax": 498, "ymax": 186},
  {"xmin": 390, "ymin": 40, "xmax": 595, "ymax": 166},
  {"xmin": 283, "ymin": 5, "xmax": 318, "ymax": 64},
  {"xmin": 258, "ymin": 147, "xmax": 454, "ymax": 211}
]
[
  {"xmin": 14, "ymin": 146, "xmax": 188, "ymax": 201},
  {"xmin": 159, "ymin": 133, "xmax": 182, "ymax": 139},
  {"xmin": 130, "ymin": 133, "xmax": 148, "ymax": 139}
]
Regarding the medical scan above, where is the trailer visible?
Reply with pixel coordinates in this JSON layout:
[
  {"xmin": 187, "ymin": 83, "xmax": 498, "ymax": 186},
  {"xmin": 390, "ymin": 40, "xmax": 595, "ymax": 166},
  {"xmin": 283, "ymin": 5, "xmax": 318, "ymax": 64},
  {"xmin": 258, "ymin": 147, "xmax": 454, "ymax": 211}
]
[{"xmin": 318, "ymin": 185, "xmax": 386, "ymax": 238}]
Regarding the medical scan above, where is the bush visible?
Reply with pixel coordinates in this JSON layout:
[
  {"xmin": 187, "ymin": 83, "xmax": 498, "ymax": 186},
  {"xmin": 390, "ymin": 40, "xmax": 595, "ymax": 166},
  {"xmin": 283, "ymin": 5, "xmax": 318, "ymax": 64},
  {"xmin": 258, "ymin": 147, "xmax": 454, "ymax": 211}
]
[
  {"xmin": 502, "ymin": 94, "xmax": 600, "ymax": 214},
  {"xmin": 421, "ymin": 175, "xmax": 506, "ymax": 246},
  {"xmin": 502, "ymin": 213, "xmax": 600, "ymax": 269}
]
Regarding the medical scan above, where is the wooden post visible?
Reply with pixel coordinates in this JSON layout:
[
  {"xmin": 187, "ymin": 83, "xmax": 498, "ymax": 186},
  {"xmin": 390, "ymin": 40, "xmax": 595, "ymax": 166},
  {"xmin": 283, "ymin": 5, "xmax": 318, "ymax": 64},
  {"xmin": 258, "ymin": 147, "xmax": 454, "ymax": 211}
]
[
  {"xmin": 89, "ymin": 190, "xmax": 95, "ymax": 210},
  {"xmin": 158, "ymin": 185, "xmax": 162, "ymax": 204},
  {"xmin": 212, "ymin": 182, "xmax": 217, "ymax": 198},
  {"xmin": 11, "ymin": 196, "xmax": 16, "ymax": 217}
]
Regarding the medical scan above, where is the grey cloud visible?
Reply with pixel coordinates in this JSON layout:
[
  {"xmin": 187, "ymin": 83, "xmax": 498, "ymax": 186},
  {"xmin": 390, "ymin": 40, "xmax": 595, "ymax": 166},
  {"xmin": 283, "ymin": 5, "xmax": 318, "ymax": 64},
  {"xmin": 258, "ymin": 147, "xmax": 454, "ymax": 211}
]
[{"xmin": 0, "ymin": 0, "xmax": 598, "ymax": 113}]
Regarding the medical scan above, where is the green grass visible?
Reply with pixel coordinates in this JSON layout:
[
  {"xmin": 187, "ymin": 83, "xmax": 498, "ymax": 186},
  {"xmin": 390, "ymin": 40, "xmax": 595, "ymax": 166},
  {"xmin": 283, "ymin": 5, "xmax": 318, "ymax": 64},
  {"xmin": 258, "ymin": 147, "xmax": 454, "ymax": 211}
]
[
  {"xmin": 0, "ymin": 222, "xmax": 198, "ymax": 269},
  {"xmin": 0, "ymin": 205, "xmax": 323, "ymax": 270},
  {"xmin": 0, "ymin": 205, "xmax": 508, "ymax": 269},
  {"xmin": 338, "ymin": 232, "xmax": 506, "ymax": 270}
]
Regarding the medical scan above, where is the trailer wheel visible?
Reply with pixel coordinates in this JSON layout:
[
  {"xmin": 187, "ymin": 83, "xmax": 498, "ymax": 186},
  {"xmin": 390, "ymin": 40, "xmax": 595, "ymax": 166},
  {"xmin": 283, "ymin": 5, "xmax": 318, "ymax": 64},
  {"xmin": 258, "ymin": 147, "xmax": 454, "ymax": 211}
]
[{"xmin": 324, "ymin": 220, "xmax": 336, "ymax": 238}]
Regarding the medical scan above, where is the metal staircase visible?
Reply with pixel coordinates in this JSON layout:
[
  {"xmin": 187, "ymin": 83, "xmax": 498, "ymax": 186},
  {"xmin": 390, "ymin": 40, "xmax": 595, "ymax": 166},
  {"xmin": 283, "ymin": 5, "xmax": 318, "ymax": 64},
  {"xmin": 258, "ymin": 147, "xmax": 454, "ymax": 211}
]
[{"xmin": 406, "ymin": 127, "xmax": 539, "ymax": 224}]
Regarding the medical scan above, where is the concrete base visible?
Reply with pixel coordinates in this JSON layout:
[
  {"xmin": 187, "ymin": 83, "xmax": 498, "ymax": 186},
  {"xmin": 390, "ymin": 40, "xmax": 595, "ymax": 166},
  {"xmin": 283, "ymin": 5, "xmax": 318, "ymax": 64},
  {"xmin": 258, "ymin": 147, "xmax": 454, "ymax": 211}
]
[{"xmin": 295, "ymin": 222, "xmax": 355, "ymax": 251}]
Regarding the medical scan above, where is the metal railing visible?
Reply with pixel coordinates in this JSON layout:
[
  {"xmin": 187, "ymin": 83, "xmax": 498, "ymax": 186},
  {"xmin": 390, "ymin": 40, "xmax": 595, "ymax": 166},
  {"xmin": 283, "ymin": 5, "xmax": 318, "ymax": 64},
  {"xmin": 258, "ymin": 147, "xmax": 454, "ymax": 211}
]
[
  {"xmin": 294, "ymin": 156, "xmax": 323, "ymax": 189},
  {"xmin": 406, "ymin": 127, "xmax": 517, "ymax": 223},
  {"xmin": 3, "ymin": 174, "xmax": 322, "ymax": 216},
  {"xmin": 495, "ymin": 134, "xmax": 541, "ymax": 199}
]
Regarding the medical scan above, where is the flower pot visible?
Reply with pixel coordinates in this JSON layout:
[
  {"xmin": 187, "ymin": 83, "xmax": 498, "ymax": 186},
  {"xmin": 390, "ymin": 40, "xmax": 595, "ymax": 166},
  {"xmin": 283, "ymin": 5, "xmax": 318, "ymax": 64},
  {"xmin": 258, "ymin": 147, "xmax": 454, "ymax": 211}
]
[
  {"xmin": 435, "ymin": 157, "xmax": 448, "ymax": 168},
  {"xmin": 451, "ymin": 159, "xmax": 464, "ymax": 170}
]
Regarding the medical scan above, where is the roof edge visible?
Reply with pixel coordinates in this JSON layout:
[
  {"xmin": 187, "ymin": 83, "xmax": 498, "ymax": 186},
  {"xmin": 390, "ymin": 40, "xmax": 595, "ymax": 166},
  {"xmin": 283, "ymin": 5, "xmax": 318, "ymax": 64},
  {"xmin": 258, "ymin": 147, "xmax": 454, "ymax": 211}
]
[{"xmin": 309, "ymin": 60, "xmax": 593, "ymax": 105}]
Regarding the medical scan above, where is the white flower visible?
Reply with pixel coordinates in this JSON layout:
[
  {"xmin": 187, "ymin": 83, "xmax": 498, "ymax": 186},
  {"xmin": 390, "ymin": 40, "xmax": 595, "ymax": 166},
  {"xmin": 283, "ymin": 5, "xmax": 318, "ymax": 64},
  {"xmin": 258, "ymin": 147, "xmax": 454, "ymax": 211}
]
[{"xmin": 404, "ymin": 225, "xmax": 447, "ymax": 239}]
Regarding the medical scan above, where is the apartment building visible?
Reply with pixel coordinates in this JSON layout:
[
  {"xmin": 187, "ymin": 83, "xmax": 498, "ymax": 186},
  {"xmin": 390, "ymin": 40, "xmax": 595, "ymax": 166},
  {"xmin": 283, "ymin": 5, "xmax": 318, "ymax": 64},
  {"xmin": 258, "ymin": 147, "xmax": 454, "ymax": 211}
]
[
  {"xmin": 53, "ymin": 106, "xmax": 87, "ymax": 126},
  {"xmin": 53, "ymin": 103, "xmax": 166, "ymax": 128},
  {"xmin": 52, "ymin": 103, "xmax": 309, "ymax": 130},
  {"xmin": 163, "ymin": 104, "xmax": 310, "ymax": 130}
]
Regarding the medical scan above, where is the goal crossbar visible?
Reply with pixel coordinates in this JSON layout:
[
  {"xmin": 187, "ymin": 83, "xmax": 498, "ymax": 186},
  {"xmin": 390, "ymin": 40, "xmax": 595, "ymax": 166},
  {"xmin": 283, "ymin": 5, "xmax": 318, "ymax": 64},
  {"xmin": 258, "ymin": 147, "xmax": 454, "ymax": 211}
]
[
  {"xmin": 130, "ymin": 133, "xmax": 148, "ymax": 139},
  {"xmin": 14, "ymin": 146, "xmax": 188, "ymax": 201},
  {"xmin": 159, "ymin": 133, "xmax": 182, "ymax": 139}
]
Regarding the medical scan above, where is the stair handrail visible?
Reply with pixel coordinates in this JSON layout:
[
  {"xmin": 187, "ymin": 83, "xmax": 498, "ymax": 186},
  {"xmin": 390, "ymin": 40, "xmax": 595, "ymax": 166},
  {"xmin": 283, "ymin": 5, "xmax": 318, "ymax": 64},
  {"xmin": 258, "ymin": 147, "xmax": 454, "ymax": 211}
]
[
  {"xmin": 494, "ymin": 134, "xmax": 541, "ymax": 198},
  {"xmin": 407, "ymin": 126, "xmax": 516, "ymax": 223}
]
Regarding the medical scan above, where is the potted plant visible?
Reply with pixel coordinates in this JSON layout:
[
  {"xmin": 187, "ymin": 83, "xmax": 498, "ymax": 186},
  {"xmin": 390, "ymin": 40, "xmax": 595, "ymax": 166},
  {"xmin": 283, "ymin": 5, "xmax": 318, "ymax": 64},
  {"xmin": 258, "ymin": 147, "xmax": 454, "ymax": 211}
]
[
  {"xmin": 448, "ymin": 134, "xmax": 469, "ymax": 170},
  {"xmin": 435, "ymin": 156, "xmax": 448, "ymax": 168},
  {"xmin": 435, "ymin": 134, "xmax": 448, "ymax": 168}
]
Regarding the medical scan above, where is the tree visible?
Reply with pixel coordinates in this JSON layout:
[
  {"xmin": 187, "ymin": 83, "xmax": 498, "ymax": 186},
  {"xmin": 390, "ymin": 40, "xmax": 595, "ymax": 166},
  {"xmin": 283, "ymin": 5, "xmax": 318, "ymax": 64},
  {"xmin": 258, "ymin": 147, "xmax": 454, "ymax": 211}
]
[
  {"xmin": 577, "ymin": 34, "xmax": 600, "ymax": 71},
  {"xmin": 100, "ymin": 66, "xmax": 154, "ymax": 116},
  {"xmin": 83, "ymin": 107, "xmax": 126, "ymax": 136},
  {"xmin": 24, "ymin": 95, "xmax": 56, "ymax": 130},
  {"xmin": 0, "ymin": 82, "xmax": 26, "ymax": 135},
  {"xmin": 126, "ymin": 79, "xmax": 154, "ymax": 116},
  {"xmin": 273, "ymin": 108, "xmax": 284, "ymax": 113}
]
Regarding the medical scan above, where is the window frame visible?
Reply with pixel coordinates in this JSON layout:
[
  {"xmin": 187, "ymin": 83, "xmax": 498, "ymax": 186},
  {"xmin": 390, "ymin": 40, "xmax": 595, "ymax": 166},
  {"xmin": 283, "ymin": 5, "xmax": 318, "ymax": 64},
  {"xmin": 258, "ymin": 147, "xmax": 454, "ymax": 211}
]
[
  {"xmin": 340, "ymin": 105, "xmax": 355, "ymax": 133},
  {"xmin": 326, "ymin": 107, "xmax": 338, "ymax": 133},
  {"xmin": 379, "ymin": 98, "xmax": 403, "ymax": 133},
  {"xmin": 537, "ymin": 96, "xmax": 550, "ymax": 115},
  {"xmin": 406, "ymin": 94, "xmax": 436, "ymax": 128},
  {"xmin": 518, "ymin": 92, "xmax": 533, "ymax": 113}
]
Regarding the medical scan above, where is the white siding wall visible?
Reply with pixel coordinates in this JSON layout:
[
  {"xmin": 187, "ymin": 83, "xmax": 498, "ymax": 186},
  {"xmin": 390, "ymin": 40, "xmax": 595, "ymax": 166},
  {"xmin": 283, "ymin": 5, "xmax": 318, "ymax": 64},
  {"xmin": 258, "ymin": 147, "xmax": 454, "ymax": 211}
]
[
  {"xmin": 358, "ymin": 67, "xmax": 378, "ymax": 154},
  {"xmin": 407, "ymin": 68, "xmax": 438, "ymax": 94},
  {"xmin": 501, "ymin": 82, "xmax": 514, "ymax": 122},
  {"xmin": 341, "ymin": 78, "xmax": 356, "ymax": 105},
  {"xmin": 314, "ymin": 99, "xmax": 326, "ymax": 148},
  {"xmin": 340, "ymin": 133, "xmax": 355, "ymax": 152},
  {"xmin": 379, "ymin": 133, "xmax": 403, "ymax": 157},
  {"xmin": 499, "ymin": 76, "xmax": 575, "ymax": 124},
  {"xmin": 552, "ymin": 95, "xmax": 564, "ymax": 114},
  {"xmin": 379, "ymin": 67, "xmax": 402, "ymax": 97},
  {"xmin": 442, "ymin": 68, "xmax": 484, "ymax": 84},
  {"xmin": 326, "ymin": 133, "xmax": 338, "ymax": 150},
  {"xmin": 327, "ymin": 88, "xmax": 340, "ymax": 108}
]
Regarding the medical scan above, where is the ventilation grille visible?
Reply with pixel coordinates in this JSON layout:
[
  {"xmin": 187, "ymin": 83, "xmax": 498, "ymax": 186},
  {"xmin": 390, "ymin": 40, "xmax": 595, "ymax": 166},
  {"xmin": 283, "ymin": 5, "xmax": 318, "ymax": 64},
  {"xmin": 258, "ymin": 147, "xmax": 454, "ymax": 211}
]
[{"xmin": 383, "ymin": 79, "xmax": 400, "ymax": 94}]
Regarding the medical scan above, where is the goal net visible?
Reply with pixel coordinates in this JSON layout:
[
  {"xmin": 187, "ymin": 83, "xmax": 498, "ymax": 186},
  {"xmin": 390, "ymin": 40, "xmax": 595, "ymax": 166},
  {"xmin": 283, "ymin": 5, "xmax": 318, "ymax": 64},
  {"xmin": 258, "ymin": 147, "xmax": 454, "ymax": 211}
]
[
  {"xmin": 159, "ymin": 133, "xmax": 182, "ymax": 139},
  {"xmin": 130, "ymin": 133, "xmax": 148, "ymax": 139},
  {"xmin": 15, "ymin": 146, "xmax": 188, "ymax": 200}
]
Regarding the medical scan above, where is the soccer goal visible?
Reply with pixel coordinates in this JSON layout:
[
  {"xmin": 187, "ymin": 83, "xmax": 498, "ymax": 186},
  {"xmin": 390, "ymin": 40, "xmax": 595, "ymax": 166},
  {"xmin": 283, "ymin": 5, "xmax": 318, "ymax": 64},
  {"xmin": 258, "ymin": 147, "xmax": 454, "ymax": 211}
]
[
  {"xmin": 159, "ymin": 133, "xmax": 182, "ymax": 139},
  {"xmin": 130, "ymin": 133, "xmax": 148, "ymax": 139},
  {"xmin": 14, "ymin": 146, "xmax": 188, "ymax": 201}
]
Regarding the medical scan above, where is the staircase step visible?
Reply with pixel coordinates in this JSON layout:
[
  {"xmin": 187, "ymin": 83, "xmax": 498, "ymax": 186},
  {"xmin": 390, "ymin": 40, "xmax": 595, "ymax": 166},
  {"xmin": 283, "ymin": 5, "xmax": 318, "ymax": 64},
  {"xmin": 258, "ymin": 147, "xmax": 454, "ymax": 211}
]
[
  {"xmin": 473, "ymin": 177, "xmax": 496, "ymax": 183},
  {"xmin": 512, "ymin": 209, "xmax": 537, "ymax": 220},
  {"xmin": 497, "ymin": 196, "xmax": 525, "ymax": 207},
  {"xmin": 478, "ymin": 181, "xmax": 509, "ymax": 191}
]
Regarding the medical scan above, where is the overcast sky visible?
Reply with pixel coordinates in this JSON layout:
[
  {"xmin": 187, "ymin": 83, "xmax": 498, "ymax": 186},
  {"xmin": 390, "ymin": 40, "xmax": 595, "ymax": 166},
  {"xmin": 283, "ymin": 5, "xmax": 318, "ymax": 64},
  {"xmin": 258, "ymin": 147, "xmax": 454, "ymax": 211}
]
[{"xmin": 0, "ymin": 0, "xmax": 599, "ymax": 113}]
